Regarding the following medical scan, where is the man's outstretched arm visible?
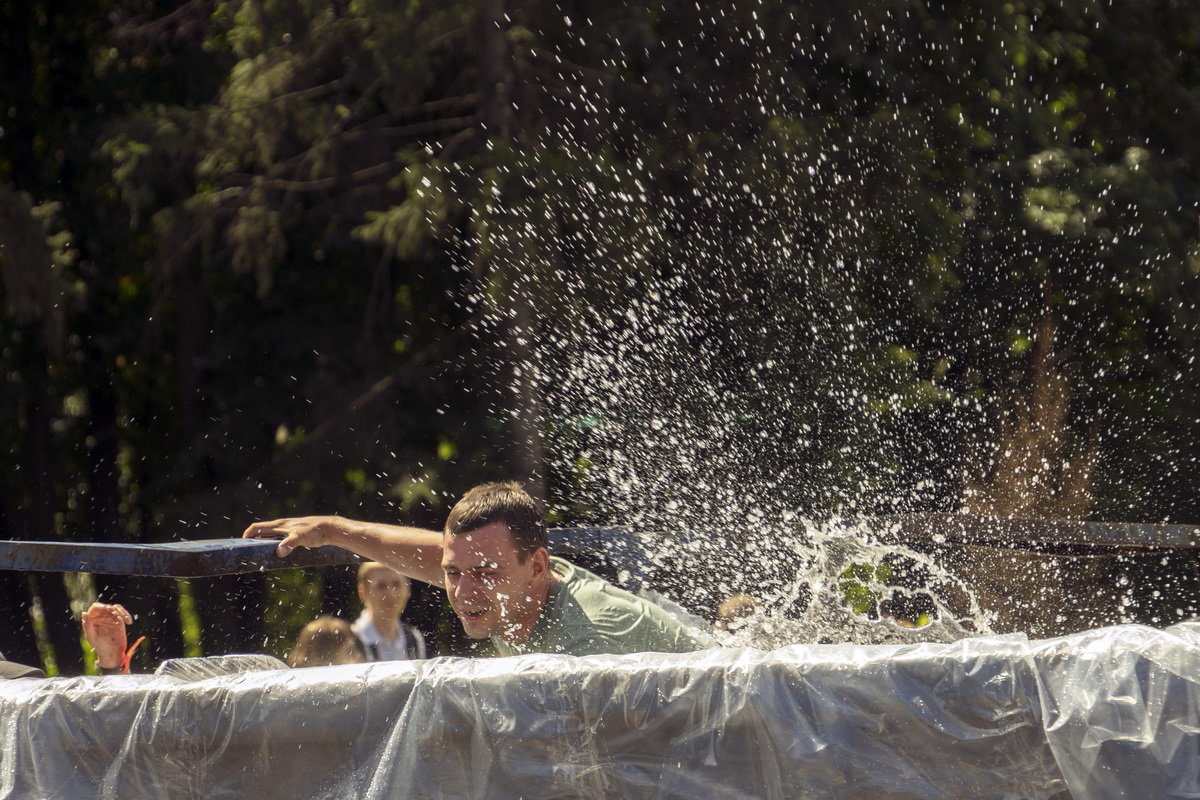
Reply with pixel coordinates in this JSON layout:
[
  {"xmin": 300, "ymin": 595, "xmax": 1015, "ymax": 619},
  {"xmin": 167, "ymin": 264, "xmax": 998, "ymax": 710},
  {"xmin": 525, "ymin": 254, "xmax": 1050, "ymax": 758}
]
[{"xmin": 242, "ymin": 516, "xmax": 447, "ymax": 587}]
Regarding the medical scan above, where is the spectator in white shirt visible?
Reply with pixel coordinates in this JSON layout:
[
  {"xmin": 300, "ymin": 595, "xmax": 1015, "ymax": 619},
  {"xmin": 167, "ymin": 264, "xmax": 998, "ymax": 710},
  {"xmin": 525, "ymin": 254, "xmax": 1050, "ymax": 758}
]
[{"xmin": 351, "ymin": 562, "xmax": 427, "ymax": 661}]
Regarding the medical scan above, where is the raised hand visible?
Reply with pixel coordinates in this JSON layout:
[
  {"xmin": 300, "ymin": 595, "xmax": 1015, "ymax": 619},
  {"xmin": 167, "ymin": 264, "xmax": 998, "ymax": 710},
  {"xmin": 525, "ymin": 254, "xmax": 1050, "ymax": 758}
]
[
  {"xmin": 242, "ymin": 515, "xmax": 350, "ymax": 557},
  {"xmin": 81, "ymin": 602, "xmax": 133, "ymax": 671}
]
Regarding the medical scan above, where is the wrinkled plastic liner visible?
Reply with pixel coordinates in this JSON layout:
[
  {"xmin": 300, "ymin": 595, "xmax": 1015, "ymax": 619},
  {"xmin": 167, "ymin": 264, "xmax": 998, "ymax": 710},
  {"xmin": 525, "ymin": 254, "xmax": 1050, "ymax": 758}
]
[{"xmin": 3, "ymin": 622, "xmax": 1198, "ymax": 799}]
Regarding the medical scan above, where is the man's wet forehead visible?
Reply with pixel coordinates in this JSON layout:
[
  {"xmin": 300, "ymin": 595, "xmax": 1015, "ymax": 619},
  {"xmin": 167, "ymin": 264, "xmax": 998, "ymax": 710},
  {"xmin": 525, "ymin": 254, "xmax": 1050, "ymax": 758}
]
[{"xmin": 442, "ymin": 531, "xmax": 514, "ymax": 569}]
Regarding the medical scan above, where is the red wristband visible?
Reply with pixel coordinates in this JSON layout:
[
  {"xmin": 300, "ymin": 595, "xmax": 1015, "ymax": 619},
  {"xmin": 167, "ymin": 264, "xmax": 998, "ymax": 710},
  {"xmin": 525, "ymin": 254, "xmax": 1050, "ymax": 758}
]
[{"xmin": 119, "ymin": 636, "xmax": 146, "ymax": 674}]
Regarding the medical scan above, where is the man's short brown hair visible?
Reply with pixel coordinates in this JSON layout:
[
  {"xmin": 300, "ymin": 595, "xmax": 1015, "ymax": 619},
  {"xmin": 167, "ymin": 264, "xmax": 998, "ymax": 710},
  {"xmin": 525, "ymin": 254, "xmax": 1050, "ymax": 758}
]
[{"xmin": 443, "ymin": 481, "xmax": 547, "ymax": 561}]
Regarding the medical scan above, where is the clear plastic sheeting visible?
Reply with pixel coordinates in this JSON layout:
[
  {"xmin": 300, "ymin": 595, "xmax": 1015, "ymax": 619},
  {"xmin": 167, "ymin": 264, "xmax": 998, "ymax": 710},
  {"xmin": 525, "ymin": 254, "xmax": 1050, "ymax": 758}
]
[
  {"xmin": 1, "ymin": 623, "xmax": 1198, "ymax": 800},
  {"xmin": 1036, "ymin": 622, "xmax": 1200, "ymax": 800}
]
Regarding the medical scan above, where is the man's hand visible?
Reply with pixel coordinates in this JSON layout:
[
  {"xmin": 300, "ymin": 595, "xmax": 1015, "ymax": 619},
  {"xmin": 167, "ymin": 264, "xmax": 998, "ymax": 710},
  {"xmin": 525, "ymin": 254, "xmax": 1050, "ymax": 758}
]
[
  {"xmin": 242, "ymin": 515, "xmax": 350, "ymax": 557},
  {"xmin": 243, "ymin": 515, "xmax": 447, "ymax": 587},
  {"xmin": 81, "ymin": 603, "xmax": 132, "ymax": 670}
]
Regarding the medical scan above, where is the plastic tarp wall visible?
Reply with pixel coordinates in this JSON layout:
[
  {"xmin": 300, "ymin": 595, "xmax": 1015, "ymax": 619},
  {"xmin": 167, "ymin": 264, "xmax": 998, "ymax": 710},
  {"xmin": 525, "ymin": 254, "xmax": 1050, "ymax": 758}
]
[{"xmin": 2, "ymin": 622, "xmax": 1198, "ymax": 800}]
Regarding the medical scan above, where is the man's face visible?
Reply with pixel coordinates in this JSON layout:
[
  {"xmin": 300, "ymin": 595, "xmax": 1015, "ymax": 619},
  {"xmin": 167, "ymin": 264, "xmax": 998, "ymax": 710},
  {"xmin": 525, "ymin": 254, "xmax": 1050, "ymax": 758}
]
[
  {"xmin": 358, "ymin": 567, "xmax": 411, "ymax": 619},
  {"xmin": 441, "ymin": 521, "xmax": 544, "ymax": 641}
]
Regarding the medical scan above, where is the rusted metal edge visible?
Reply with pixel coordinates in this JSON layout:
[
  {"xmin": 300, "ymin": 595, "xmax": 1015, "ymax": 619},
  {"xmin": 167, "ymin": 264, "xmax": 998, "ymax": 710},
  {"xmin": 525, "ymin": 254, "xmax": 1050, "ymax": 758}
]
[
  {"xmin": 0, "ymin": 530, "xmax": 628, "ymax": 577},
  {"xmin": 2, "ymin": 516, "xmax": 1196, "ymax": 577},
  {"xmin": 864, "ymin": 513, "xmax": 1200, "ymax": 553},
  {"xmin": 0, "ymin": 539, "xmax": 364, "ymax": 577}
]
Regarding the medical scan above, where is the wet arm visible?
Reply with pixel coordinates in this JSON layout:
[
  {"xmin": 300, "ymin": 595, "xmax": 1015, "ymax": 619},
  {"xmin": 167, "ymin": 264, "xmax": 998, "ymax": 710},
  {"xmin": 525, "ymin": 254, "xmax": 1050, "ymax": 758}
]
[{"xmin": 243, "ymin": 516, "xmax": 447, "ymax": 587}]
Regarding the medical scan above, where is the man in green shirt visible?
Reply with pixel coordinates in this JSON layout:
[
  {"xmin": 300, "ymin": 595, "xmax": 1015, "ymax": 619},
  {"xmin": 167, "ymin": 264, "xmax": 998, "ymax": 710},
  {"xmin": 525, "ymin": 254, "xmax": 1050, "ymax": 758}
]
[
  {"xmin": 244, "ymin": 482, "xmax": 711, "ymax": 657},
  {"xmin": 492, "ymin": 555, "xmax": 709, "ymax": 657}
]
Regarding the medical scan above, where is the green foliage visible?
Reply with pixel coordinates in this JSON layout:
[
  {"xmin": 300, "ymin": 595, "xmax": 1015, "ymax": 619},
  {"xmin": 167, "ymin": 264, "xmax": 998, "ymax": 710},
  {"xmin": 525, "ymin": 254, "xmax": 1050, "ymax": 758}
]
[
  {"xmin": 354, "ymin": 159, "xmax": 458, "ymax": 259},
  {"xmin": 29, "ymin": 597, "xmax": 58, "ymax": 677},
  {"xmin": 263, "ymin": 569, "xmax": 324, "ymax": 659},
  {"xmin": 4, "ymin": 0, "xmax": 1200, "ymax": 665},
  {"xmin": 839, "ymin": 561, "xmax": 894, "ymax": 616},
  {"xmin": 176, "ymin": 579, "xmax": 204, "ymax": 658}
]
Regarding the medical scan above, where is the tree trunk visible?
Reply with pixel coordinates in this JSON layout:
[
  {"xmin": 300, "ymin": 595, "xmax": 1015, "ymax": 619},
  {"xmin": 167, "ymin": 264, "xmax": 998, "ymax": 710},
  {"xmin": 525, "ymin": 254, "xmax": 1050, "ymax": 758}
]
[
  {"xmin": 31, "ymin": 572, "xmax": 82, "ymax": 674},
  {"xmin": 19, "ymin": 336, "xmax": 84, "ymax": 673},
  {"xmin": 93, "ymin": 573, "xmax": 186, "ymax": 666},
  {"xmin": 1, "ymin": 0, "xmax": 37, "ymax": 191},
  {"xmin": 185, "ymin": 495, "xmax": 266, "ymax": 657},
  {"xmin": 474, "ymin": 0, "xmax": 546, "ymax": 500},
  {"xmin": 506, "ymin": 293, "xmax": 546, "ymax": 498},
  {"xmin": 172, "ymin": 260, "xmax": 208, "ymax": 443},
  {"xmin": 87, "ymin": 353, "xmax": 186, "ymax": 663},
  {"xmin": 169, "ymin": 261, "xmax": 268, "ymax": 655},
  {"xmin": 321, "ymin": 565, "xmax": 355, "ymax": 618},
  {"xmin": 0, "ymin": 569, "xmax": 38, "ymax": 666},
  {"xmin": 191, "ymin": 573, "xmax": 268, "ymax": 655},
  {"xmin": 87, "ymin": 378, "xmax": 121, "ymax": 543},
  {"xmin": 0, "ymin": 455, "xmax": 39, "ymax": 666}
]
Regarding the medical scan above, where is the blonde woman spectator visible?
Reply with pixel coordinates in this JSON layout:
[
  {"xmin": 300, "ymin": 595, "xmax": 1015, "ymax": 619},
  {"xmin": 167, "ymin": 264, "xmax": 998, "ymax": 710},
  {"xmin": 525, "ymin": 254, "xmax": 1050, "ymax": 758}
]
[{"xmin": 351, "ymin": 562, "xmax": 427, "ymax": 661}]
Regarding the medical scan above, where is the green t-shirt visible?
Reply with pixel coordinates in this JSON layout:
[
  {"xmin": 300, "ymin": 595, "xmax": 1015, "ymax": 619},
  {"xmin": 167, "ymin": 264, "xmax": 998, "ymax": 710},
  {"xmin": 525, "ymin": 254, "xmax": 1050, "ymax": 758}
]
[{"xmin": 491, "ymin": 557, "xmax": 714, "ymax": 657}]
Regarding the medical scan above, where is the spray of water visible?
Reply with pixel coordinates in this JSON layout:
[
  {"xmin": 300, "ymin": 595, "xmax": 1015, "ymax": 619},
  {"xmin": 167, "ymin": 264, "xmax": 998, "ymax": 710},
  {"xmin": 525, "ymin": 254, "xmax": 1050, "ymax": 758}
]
[
  {"xmin": 444, "ymin": 6, "xmax": 1200, "ymax": 645},
  {"xmin": 454, "ymin": 156, "xmax": 999, "ymax": 644}
]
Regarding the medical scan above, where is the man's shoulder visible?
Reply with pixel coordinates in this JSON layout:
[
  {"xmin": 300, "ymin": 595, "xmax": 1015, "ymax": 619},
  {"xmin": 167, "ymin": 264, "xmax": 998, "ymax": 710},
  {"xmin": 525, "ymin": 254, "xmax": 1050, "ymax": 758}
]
[
  {"xmin": 548, "ymin": 557, "xmax": 712, "ymax": 653},
  {"xmin": 551, "ymin": 557, "xmax": 643, "ymax": 613}
]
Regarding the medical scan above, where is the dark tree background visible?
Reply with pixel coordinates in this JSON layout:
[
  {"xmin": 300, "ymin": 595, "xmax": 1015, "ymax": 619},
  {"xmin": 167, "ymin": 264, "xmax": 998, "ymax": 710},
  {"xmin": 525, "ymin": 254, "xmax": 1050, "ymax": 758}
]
[{"xmin": 2, "ymin": 0, "xmax": 1198, "ymax": 672}]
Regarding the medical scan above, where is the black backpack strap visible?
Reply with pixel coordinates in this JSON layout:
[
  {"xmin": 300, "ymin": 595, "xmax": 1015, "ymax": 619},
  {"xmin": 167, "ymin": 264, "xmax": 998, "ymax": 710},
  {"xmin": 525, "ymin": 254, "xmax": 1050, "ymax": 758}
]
[{"xmin": 402, "ymin": 623, "xmax": 426, "ymax": 659}]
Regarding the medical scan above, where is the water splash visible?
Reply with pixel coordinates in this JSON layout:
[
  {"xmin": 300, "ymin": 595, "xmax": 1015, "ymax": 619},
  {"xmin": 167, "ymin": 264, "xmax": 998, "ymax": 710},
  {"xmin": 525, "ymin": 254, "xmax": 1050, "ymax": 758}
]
[
  {"xmin": 450, "ymin": 4, "xmax": 1200, "ymax": 644},
  {"xmin": 709, "ymin": 521, "xmax": 997, "ymax": 647}
]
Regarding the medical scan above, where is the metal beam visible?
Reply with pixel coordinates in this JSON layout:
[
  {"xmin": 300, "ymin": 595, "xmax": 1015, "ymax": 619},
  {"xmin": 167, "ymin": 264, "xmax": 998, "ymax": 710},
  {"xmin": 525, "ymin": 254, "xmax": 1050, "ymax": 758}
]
[
  {"xmin": 2, "ymin": 514, "xmax": 1197, "ymax": 578},
  {"xmin": 0, "ymin": 529, "xmax": 631, "ymax": 577},
  {"xmin": 0, "ymin": 539, "xmax": 363, "ymax": 577},
  {"xmin": 866, "ymin": 513, "xmax": 1200, "ymax": 553}
]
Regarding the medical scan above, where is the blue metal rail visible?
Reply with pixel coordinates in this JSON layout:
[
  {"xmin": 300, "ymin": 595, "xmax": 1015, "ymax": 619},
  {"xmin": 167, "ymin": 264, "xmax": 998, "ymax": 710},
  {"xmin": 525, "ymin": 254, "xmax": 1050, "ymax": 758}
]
[{"xmin": 1, "ymin": 515, "xmax": 1196, "ymax": 578}]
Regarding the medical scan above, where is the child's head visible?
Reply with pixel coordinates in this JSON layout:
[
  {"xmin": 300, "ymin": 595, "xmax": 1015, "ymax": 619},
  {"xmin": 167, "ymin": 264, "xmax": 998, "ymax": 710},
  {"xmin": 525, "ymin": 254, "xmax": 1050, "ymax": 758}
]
[
  {"xmin": 357, "ymin": 562, "xmax": 412, "ymax": 621},
  {"xmin": 288, "ymin": 616, "xmax": 367, "ymax": 667}
]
